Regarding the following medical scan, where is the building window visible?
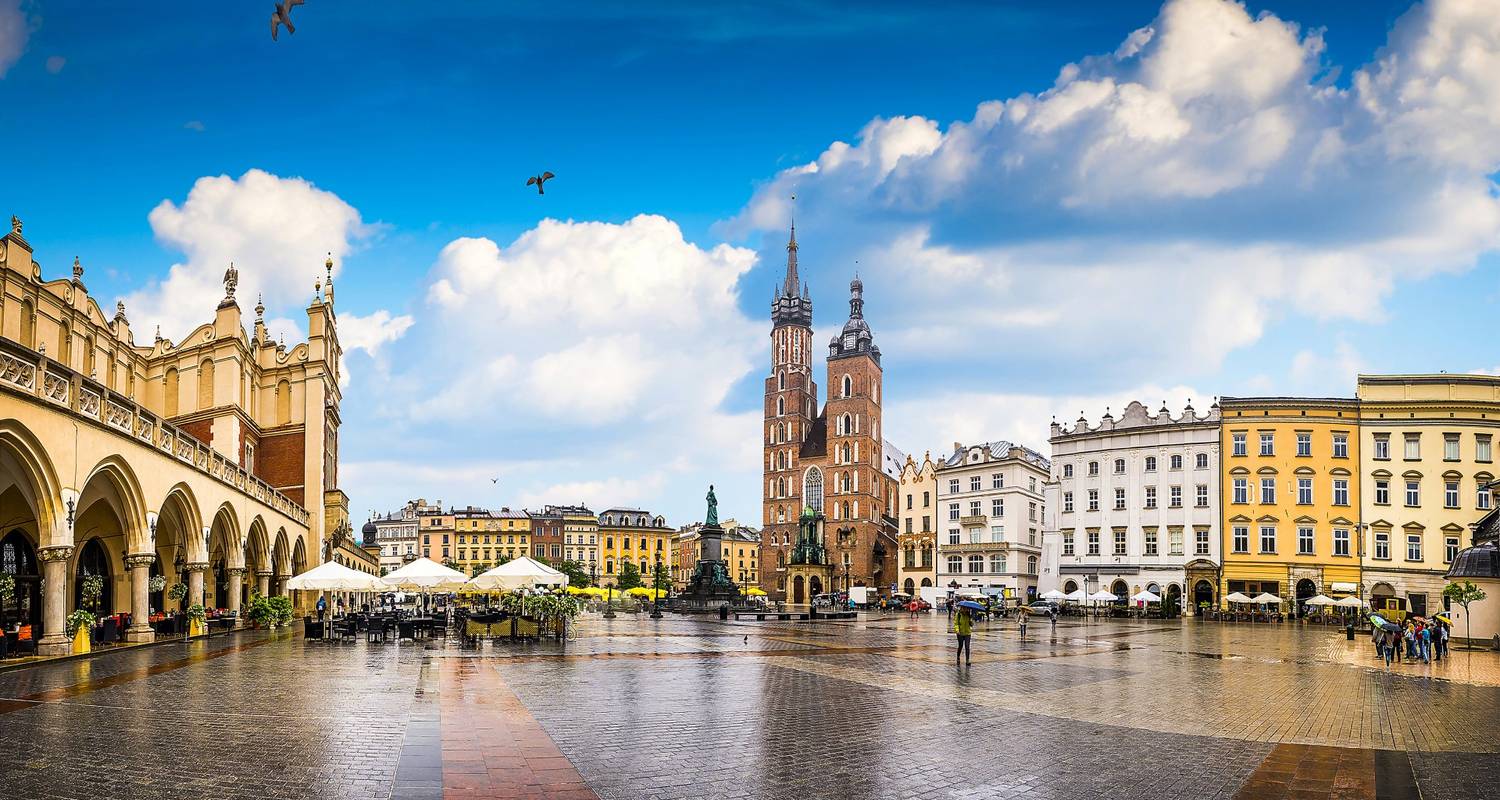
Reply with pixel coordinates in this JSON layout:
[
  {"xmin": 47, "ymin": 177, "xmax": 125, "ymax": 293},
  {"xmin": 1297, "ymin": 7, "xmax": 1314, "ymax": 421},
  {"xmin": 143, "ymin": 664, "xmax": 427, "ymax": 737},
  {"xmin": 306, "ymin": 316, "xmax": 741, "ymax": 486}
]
[
  {"xmin": 1062, "ymin": 464, "xmax": 1073, "ymax": 478},
  {"xmin": 1444, "ymin": 433, "xmax": 1460, "ymax": 462},
  {"xmin": 1088, "ymin": 461, "xmax": 1099, "ymax": 476},
  {"xmin": 1260, "ymin": 478, "xmax": 1276, "ymax": 505},
  {"xmin": 1145, "ymin": 456, "xmax": 1157, "ymax": 472},
  {"xmin": 1445, "ymin": 481, "xmax": 1460, "ymax": 509},
  {"xmin": 1481, "ymin": 484, "xmax": 1493, "ymax": 510},
  {"xmin": 1088, "ymin": 490, "xmax": 1099, "ymax": 512},
  {"xmin": 970, "ymin": 475, "xmax": 981, "ymax": 492},
  {"xmin": 1260, "ymin": 433, "xmax": 1275, "ymax": 456},
  {"xmin": 1063, "ymin": 492, "xmax": 1074, "ymax": 513},
  {"xmin": 1374, "ymin": 531, "xmax": 1390, "ymax": 560},
  {"xmin": 1169, "ymin": 486, "xmax": 1182, "ymax": 508},
  {"xmin": 1405, "ymin": 480, "xmax": 1420, "ymax": 507},
  {"xmin": 1333, "ymin": 528, "xmax": 1350, "ymax": 557},
  {"xmin": 1478, "ymin": 435, "xmax": 1493, "ymax": 463},
  {"xmin": 1375, "ymin": 480, "xmax": 1389, "ymax": 505},
  {"xmin": 1144, "ymin": 487, "xmax": 1157, "ymax": 509},
  {"xmin": 1196, "ymin": 484, "xmax": 1209, "ymax": 507},
  {"xmin": 991, "ymin": 499, "xmax": 1003, "ymax": 517},
  {"xmin": 1170, "ymin": 454, "xmax": 1183, "ymax": 470},
  {"xmin": 1114, "ymin": 488, "xmax": 1126, "ymax": 510},
  {"xmin": 1259, "ymin": 525, "xmax": 1276, "ymax": 553},
  {"xmin": 1232, "ymin": 432, "xmax": 1247, "ymax": 456},
  {"xmin": 990, "ymin": 554, "xmax": 1006, "ymax": 574},
  {"xmin": 1297, "ymin": 526, "xmax": 1314, "ymax": 555},
  {"xmin": 1232, "ymin": 526, "xmax": 1249, "ymax": 554},
  {"xmin": 1087, "ymin": 530, "xmax": 1100, "ymax": 556},
  {"xmin": 1196, "ymin": 453, "xmax": 1209, "ymax": 469},
  {"xmin": 1404, "ymin": 433, "xmax": 1421, "ymax": 460},
  {"xmin": 1333, "ymin": 479, "xmax": 1349, "ymax": 506},
  {"xmin": 1028, "ymin": 555, "xmax": 1038, "ymax": 575},
  {"xmin": 948, "ymin": 503, "xmax": 960, "ymax": 521},
  {"xmin": 948, "ymin": 529, "xmax": 960, "ymax": 545},
  {"xmin": 1373, "ymin": 434, "xmax": 1391, "ymax": 460},
  {"xmin": 948, "ymin": 478, "xmax": 960, "ymax": 494},
  {"xmin": 1446, "ymin": 536, "xmax": 1459, "ymax": 564},
  {"xmin": 1114, "ymin": 458, "xmax": 1126, "ymax": 474},
  {"xmin": 992, "ymin": 472, "xmax": 1003, "ymax": 489},
  {"xmin": 1062, "ymin": 531, "xmax": 1074, "ymax": 555},
  {"xmin": 1169, "ymin": 527, "xmax": 1183, "ymax": 555},
  {"xmin": 1332, "ymin": 433, "xmax": 1348, "ymax": 459},
  {"xmin": 1296, "ymin": 478, "xmax": 1312, "ymax": 505},
  {"xmin": 947, "ymin": 555, "xmax": 962, "ymax": 574},
  {"xmin": 1143, "ymin": 529, "xmax": 1158, "ymax": 556},
  {"xmin": 1113, "ymin": 529, "xmax": 1126, "ymax": 555},
  {"xmin": 1195, "ymin": 528, "xmax": 1210, "ymax": 556},
  {"xmin": 968, "ymin": 554, "xmax": 984, "ymax": 574},
  {"xmin": 1296, "ymin": 433, "xmax": 1311, "ymax": 457},
  {"xmin": 1406, "ymin": 534, "xmax": 1422, "ymax": 562},
  {"xmin": 1232, "ymin": 478, "xmax": 1248, "ymax": 504},
  {"xmin": 969, "ymin": 500, "xmax": 982, "ymax": 516}
]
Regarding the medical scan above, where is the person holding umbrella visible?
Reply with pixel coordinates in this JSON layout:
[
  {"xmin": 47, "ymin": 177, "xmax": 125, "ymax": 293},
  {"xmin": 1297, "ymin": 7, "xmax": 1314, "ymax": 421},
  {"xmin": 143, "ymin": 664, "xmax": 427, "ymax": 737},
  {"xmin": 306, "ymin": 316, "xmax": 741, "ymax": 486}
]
[{"xmin": 954, "ymin": 601, "xmax": 974, "ymax": 666}]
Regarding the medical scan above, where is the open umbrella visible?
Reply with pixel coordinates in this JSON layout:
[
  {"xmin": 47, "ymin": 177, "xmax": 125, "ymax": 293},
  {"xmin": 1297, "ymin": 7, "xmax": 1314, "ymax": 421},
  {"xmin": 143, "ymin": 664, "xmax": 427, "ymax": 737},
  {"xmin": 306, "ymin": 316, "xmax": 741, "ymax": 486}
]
[
  {"xmin": 468, "ymin": 556, "xmax": 568, "ymax": 592},
  {"xmin": 1251, "ymin": 592, "xmax": 1282, "ymax": 605},
  {"xmin": 745, "ymin": 587, "xmax": 767, "ymax": 597},
  {"xmin": 625, "ymin": 586, "xmax": 653, "ymax": 597},
  {"xmin": 1304, "ymin": 594, "xmax": 1336, "ymax": 606},
  {"xmin": 1087, "ymin": 590, "xmax": 1118, "ymax": 602},
  {"xmin": 381, "ymin": 558, "xmax": 469, "ymax": 592},
  {"xmin": 1063, "ymin": 589, "xmax": 1086, "ymax": 603},
  {"xmin": 286, "ymin": 561, "xmax": 386, "ymax": 591},
  {"xmin": 956, "ymin": 600, "xmax": 986, "ymax": 612},
  {"xmin": 1434, "ymin": 612, "xmax": 1453, "ymax": 625},
  {"xmin": 1041, "ymin": 589, "xmax": 1067, "ymax": 601},
  {"xmin": 1224, "ymin": 592, "xmax": 1253, "ymax": 604},
  {"xmin": 1335, "ymin": 595, "xmax": 1366, "ymax": 608},
  {"xmin": 1130, "ymin": 590, "xmax": 1161, "ymax": 603}
]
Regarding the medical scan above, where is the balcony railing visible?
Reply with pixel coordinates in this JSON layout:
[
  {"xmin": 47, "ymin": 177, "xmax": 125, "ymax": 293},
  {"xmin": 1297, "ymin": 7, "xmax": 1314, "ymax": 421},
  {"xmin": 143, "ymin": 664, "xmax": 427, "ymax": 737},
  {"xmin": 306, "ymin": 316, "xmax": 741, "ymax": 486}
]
[
  {"xmin": 0, "ymin": 339, "xmax": 309, "ymax": 526},
  {"xmin": 959, "ymin": 515, "xmax": 988, "ymax": 528}
]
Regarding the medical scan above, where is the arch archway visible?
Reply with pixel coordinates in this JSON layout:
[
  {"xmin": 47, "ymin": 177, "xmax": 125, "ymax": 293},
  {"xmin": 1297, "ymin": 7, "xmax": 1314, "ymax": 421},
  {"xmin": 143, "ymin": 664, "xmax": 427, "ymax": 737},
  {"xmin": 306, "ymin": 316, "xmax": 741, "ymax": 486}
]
[
  {"xmin": 1295, "ymin": 578, "xmax": 1317, "ymax": 617},
  {"xmin": 792, "ymin": 575, "xmax": 805, "ymax": 605},
  {"xmin": 1064, "ymin": 579, "xmax": 1078, "ymax": 594},
  {"xmin": 0, "ymin": 421, "xmax": 63, "ymax": 548},
  {"xmin": 920, "ymin": 577, "xmax": 932, "ymax": 588},
  {"xmin": 1193, "ymin": 579, "xmax": 1214, "ymax": 612},
  {"xmin": 0, "ymin": 528, "xmax": 40, "ymax": 631},
  {"xmin": 809, "ymin": 575, "xmax": 823, "ymax": 598},
  {"xmin": 1165, "ymin": 583, "xmax": 1183, "ymax": 616},
  {"xmin": 903, "ymin": 577, "xmax": 915, "ymax": 595},
  {"xmin": 74, "ymin": 538, "xmax": 113, "ymax": 614},
  {"xmin": 1110, "ymin": 579, "xmax": 1128, "ymax": 605}
]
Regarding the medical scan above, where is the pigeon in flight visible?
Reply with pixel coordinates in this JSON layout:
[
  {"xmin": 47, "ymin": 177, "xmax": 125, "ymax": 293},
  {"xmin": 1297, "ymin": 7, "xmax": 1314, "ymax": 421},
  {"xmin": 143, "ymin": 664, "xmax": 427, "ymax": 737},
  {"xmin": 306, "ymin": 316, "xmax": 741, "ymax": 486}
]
[
  {"xmin": 271, "ymin": 0, "xmax": 304, "ymax": 41},
  {"xmin": 526, "ymin": 172, "xmax": 555, "ymax": 195},
  {"xmin": 491, "ymin": 478, "xmax": 499, "ymax": 484}
]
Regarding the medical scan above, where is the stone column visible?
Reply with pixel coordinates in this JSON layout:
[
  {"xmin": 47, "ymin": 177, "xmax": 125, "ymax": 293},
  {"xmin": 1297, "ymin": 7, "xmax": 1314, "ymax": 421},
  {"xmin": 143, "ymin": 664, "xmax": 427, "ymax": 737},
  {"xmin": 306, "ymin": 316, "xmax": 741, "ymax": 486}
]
[
  {"xmin": 185, "ymin": 562, "xmax": 208, "ymax": 609},
  {"xmin": 226, "ymin": 567, "xmax": 245, "ymax": 624},
  {"xmin": 256, "ymin": 570, "xmax": 271, "ymax": 598},
  {"xmin": 124, "ymin": 554, "xmax": 156, "ymax": 642},
  {"xmin": 37, "ymin": 545, "xmax": 75, "ymax": 656}
]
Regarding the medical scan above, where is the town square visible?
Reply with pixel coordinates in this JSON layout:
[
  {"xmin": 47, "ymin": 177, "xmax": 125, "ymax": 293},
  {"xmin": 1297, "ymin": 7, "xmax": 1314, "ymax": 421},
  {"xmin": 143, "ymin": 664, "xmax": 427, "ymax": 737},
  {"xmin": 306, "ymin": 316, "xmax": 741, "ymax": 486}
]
[{"xmin": 4, "ymin": 0, "xmax": 1500, "ymax": 798}]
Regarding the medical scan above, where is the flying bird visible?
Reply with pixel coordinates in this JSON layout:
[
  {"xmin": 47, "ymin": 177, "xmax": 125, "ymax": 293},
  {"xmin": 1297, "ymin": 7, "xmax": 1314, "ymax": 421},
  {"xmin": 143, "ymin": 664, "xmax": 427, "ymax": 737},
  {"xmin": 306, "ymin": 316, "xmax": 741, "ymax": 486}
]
[
  {"xmin": 271, "ymin": 0, "xmax": 304, "ymax": 41},
  {"xmin": 526, "ymin": 172, "xmax": 555, "ymax": 194},
  {"xmin": 491, "ymin": 478, "xmax": 499, "ymax": 484}
]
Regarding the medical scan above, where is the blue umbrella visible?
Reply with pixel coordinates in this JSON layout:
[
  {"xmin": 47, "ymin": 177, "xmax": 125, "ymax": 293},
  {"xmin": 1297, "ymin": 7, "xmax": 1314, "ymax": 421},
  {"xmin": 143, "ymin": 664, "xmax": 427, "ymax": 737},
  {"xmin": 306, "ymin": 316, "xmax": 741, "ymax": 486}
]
[{"xmin": 956, "ymin": 600, "xmax": 986, "ymax": 612}]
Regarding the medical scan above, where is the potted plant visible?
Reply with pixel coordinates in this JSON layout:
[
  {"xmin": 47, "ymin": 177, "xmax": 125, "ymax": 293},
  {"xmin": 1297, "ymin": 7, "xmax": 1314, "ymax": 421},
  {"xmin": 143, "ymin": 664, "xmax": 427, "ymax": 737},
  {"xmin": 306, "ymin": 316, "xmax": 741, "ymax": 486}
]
[
  {"xmin": 66, "ymin": 609, "xmax": 96, "ymax": 654},
  {"xmin": 79, "ymin": 574, "xmax": 105, "ymax": 612},
  {"xmin": 267, "ymin": 595, "xmax": 294, "ymax": 628},
  {"xmin": 185, "ymin": 603, "xmax": 207, "ymax": 638},
  {"xmin": 246, "ymin": 594, "xmax": 276, "ymax": 629},
  {"xmin": 148, "ymin": 575, "xmax": 166, "ymax": 594},
  {"xmin": 0, "ymin": 573, "xmax": 14, "ymax": 620}
]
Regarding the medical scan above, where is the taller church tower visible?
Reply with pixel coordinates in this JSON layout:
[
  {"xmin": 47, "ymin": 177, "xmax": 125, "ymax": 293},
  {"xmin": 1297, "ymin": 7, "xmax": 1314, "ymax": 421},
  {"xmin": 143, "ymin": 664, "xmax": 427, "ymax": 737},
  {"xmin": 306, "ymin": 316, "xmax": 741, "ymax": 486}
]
[{"xmin": 762, "ymin": 221, "xmax": 816, "ymax": 594}]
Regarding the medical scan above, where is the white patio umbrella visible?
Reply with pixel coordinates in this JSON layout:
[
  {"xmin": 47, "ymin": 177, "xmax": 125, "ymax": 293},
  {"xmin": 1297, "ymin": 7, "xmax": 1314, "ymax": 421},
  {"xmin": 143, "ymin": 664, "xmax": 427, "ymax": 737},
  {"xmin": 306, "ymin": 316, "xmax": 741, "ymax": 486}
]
[
  {"xmin": 1224, "ymin": 591, "xmax": 1254, "ymax": 604},
  {"xmin": 1087, "ymin": 590, "xmax": 1118, "ymax": 602},
  {"xmin": 1063, "ymin": 589, "xmax": 1087, "ymax": 603},
  {"xmin": 1130, "ymin": 590, "xmax": 1161, "ymax": 603},
  {"xmin": 467, "ymin": 556, "xmax": 569, "ymax": 591},
  {"xmin": 285, "ymin": 560, "xmax": 385, "ymax": 591},
  {"xmin": 1304, "ymin": 594, "xmax": 1336, "ymax": 606},
  {"xmin": 1041, "ymin": 589, "xmax": 1067, "ymax": 601},
  {"xmin": 1335, "ymin": 595, "xmax": 1367, "ymax": 608},
  {"xmin": 1251, "ymin": 592, "xmax": 1282, "ymax": 605},
  {"xmin": 380, "ymin": 557, "xmax": 470, "ymax": 591}
]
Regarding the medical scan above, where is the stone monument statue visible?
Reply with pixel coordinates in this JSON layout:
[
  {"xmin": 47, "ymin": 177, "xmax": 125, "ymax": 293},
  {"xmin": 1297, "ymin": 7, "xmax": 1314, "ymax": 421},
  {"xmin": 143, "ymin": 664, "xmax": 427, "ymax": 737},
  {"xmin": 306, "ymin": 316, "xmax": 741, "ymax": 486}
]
[
  {"xmin": 705, "ymin": 484, "xmax": 719, "ymax": 527},
  {"xmin": 223, "ymin": 262, "xmax": 239, "ymax": 302}
]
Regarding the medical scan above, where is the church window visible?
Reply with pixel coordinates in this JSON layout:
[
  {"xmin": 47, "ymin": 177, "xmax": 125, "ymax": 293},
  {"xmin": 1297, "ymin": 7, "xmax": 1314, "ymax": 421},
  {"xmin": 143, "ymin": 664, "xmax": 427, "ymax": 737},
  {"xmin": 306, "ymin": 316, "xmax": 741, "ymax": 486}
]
[
  {"xmin": 776, "ymin": 397, "xmax": 784, "ymax": 416},
  {"xmin": 778, "ymin": 371, "xmax": 786, "ymax": 390},
  {"xmin": 803, "ymin": 467, "xmax": 824, "ymax": 512},
  {"xmin": 842, "ymin": 375, "xmax": 852, "ymax": 398}
]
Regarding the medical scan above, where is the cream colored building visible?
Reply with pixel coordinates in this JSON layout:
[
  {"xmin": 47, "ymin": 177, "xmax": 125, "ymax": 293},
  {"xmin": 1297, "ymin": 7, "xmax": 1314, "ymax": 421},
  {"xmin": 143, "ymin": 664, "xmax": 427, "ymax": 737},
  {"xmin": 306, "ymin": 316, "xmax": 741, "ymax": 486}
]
[
  {"xmin": 0, "ymin": 216, "xmax": 341, "ymax": 653},
  {"xmin": 935, "ymin": 441, "xmax": 1051, "ymax": 601},
  {"xmin": 1357, "ymin": 375, "xmax": 1500, "ymax": 618},
  {"xmin": 896, "ymin": 452, "xmax": 938, "ymax": 596}
]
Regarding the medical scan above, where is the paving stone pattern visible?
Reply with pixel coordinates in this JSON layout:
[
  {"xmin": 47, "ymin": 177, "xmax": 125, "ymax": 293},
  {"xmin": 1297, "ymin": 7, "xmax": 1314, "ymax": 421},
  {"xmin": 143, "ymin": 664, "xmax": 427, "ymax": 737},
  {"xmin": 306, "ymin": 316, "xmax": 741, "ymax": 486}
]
[{"xmin": 0, "ymin": 615, "xmax": 1497, "ymax": 799}]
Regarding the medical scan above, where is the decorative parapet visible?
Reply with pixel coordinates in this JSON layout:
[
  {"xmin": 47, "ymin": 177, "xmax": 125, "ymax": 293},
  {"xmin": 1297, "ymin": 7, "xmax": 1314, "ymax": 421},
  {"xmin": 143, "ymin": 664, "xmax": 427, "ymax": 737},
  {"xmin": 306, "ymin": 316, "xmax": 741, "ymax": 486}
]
[
  {"xmin": 1051, "ymin": 399, "xmax": 1221, "ymax": 441},
  {"xmin": 0, "ymin": 338, "xmax": 309, "ymax": 527}
]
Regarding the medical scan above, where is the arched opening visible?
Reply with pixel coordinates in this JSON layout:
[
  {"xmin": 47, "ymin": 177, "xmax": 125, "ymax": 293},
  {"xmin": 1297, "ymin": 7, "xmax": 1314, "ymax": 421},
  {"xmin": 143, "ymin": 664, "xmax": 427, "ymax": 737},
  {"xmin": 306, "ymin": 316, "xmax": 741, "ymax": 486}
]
[
  {"xmin": 842, "ymin": 375, "xmax": 852, "ymax": 398},
  {"xmin": 1193, "ymin": 579, "xmax": 1214, "ymax": 612},
  {"xmin": 803, "ymin": 466, "xmax": 823, "ymax": 513},
  {"xmin": 156, "ymin": 487, "xmax": 201, "ymax": 613},
  {"xmin": 164, "ymin": 367, "xmax": 179, "ymax": 417},
  {"xmin": 1371, "ymin": 582, "xmax": 1401, "ymax": 615},
  {"xmin": 778, "ymin": 371, "xmax": 786, "ymax": 391},
  {"xmin": 1165, "ymin": 583, "xmax": 1182, "ymax": 616},
  {"xmin": 920, "ymin": 577, "xmax": 932, "ymax": 587},
  {"xmin": 198, "ymin": 357, "xmax": 215, "ymax": 409},
  {"xmin": 276, "ymin": 379, "xmax": 292, "ymax": 425},
  {"xmin": 1110, "ymin": 579, "xmax": 1128, "ymax": 605},
  {"xmin": 0, "ymin": 529, "xmax": 40, "ymax": 632},
  {"xmin": 1295, "ymin": 578, "xmax": 1317, "ymax": 617},
  {"xmin": 809, "ymin": 575, "xmax": 823, "ymax": 598},
  {"xmin": 18, "ymin": 299, "xmax": 34, "ymax": 349},
  {"xmin": 1063, "ymin": 579, "xmax": 1078, "ymax": 594},
  {"xmin": 792, "ymin": 575, "xmax": 805, "ymax": 605},
  {"xmin": 73, "ymin": 538, "xmax": 113, "ymax": 614},
  {"xmin": 902, "ymin": 577, "xmax": 915, "ymax": 595}
]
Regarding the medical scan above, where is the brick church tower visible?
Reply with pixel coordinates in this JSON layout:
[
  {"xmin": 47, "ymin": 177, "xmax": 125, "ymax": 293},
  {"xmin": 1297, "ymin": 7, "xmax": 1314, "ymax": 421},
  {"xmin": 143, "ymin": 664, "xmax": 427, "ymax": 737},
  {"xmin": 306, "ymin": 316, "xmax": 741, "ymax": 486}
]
[
  {"xmin": 761, "ymin": 220, "xmax": 899, "ymax": 603},
  {"xmin": 761, "ymin": 221, "xmax": 815, "ymax": 598}
]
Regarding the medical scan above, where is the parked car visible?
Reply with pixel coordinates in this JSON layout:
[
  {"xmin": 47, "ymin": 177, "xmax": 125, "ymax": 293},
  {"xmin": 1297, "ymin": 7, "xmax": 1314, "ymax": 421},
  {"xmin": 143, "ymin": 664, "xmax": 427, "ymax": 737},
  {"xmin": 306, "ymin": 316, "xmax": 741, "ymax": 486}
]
[{"xmin": 1024, "ymin": 600, "xmax": 1059, "ymax": 617}]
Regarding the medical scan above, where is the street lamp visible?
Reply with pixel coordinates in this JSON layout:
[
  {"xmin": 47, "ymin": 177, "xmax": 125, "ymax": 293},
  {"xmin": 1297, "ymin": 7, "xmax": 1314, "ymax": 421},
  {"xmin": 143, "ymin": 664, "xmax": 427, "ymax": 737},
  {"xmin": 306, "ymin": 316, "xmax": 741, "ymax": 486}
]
[
  {"xmin": 650, "ymin": 561, "xmax": 664, "ymax": 619},
  {"xmin": 602, "ymin": 561, "xmax": 616, "ymax": 619}
]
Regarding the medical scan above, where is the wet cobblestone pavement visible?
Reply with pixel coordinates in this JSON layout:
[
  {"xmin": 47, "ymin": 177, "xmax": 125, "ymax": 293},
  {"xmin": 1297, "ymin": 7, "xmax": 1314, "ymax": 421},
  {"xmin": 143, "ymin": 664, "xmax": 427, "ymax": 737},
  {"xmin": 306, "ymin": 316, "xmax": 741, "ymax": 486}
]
[{"xmin": 2, "ymin": 614, "xmax": 1499, "ymax": 799}]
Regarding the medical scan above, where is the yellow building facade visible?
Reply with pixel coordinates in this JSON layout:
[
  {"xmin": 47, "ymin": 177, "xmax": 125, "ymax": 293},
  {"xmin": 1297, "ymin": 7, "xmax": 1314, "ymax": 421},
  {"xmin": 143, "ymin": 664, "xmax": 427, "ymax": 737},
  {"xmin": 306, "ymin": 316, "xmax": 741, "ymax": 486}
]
[
  {"xmin": 1357, "ymin": 375, "xmax": 1500, "ymax": 618},
  {"xmin": 597, "ymin": 508, "xmax": 672, "ymax": 588},
  {"xmin": 450, "ymin": 507, "xmax": 531, "ymax": 576},
  {"xmin": 1220, "ymin": 397, "xmax": 1361, "ymax": 609}
]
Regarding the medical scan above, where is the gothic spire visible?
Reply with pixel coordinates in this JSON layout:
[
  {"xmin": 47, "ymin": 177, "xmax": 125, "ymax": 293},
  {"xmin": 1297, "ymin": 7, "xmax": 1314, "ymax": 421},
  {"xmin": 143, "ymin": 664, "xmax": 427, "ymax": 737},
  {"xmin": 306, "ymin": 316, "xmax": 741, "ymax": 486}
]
[{"xmin": 783, "ymin": 216, "xmax": 799, "ymax": 298}]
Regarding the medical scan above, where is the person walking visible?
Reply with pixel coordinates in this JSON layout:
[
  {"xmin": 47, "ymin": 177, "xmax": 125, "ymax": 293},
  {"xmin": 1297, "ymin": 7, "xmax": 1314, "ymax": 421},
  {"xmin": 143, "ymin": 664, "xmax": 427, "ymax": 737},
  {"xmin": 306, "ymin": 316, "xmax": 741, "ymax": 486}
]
[
  {"xmin": 1380, "ymin": 628, "xmax": 1394, "ymax": 667},
  {"xmin": 1437, "ymin": 621, "xmax": 1450, "ymax": 661},
  {"xmin": 954, "ymin": 604, "xmax": 973, "ymax": 666},
  {"xmin": 1018, "ymin": 611, "xmax": 1028, "ymax": 641},
  {"xmin": 1419, "ymin": 622, "xmax": 1432, "ymax": 663}
]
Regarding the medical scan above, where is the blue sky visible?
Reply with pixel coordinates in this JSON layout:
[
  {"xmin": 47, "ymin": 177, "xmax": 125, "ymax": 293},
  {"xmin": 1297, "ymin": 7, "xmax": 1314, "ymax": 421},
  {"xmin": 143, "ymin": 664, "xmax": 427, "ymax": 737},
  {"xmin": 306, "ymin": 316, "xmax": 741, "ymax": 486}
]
[{"xmin": 2, "ymin": 0, "xmax": 1497, "ymax": 526}]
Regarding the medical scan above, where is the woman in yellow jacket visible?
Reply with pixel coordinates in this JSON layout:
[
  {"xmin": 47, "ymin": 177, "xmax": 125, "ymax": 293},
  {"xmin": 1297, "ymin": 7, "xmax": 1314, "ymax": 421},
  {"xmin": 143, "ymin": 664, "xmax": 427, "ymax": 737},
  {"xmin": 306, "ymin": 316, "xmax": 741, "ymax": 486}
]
[{"xmin": 954, "ymin": 605, "xmax": 973, "ymax": 666}]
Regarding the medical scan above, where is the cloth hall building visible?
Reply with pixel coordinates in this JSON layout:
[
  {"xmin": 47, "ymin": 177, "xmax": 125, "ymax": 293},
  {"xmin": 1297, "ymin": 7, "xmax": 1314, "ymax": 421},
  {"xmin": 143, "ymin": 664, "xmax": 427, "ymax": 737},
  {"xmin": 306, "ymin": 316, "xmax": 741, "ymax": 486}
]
[{"xmin": 759, "ymin": 223, "xmax": 902, "ymax": 604}]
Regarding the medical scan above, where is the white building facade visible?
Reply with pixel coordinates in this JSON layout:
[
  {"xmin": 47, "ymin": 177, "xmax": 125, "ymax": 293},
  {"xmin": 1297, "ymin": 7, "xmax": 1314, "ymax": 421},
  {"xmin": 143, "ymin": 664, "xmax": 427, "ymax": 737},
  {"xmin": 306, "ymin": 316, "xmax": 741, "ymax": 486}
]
[
  {"xmin": 1048, "ymin": 401, "xmax": 1221, "ymax": 614},
  {"xmin": 370, "ymin": 498, "xmax": 435, "ymax": 575},
  {"xmin": 934, "ymin": 441, "xmax": 1051, "ymax": 603}
]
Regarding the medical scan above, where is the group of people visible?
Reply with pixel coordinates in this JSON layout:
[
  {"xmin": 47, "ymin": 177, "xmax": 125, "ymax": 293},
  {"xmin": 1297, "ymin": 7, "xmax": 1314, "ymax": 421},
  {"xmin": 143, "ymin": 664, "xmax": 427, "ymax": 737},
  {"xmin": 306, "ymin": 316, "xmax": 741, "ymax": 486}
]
[{"xmin": 1373, "ymin": 616, "xmax": 1450, "ymax": 666}]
